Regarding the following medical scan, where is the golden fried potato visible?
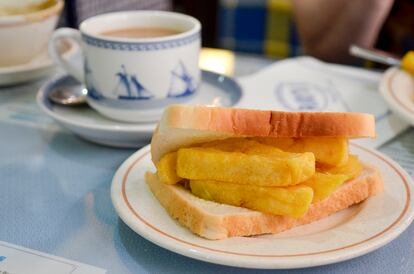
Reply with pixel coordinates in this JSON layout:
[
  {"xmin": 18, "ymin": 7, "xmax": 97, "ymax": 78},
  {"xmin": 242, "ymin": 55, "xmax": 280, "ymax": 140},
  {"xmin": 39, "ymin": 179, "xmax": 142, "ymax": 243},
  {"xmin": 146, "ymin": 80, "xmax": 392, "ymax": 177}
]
[
  {"xmin": 255, "ymin": 137, "xmax": 349, "ymax": 166},
  {"xmin": 202, "ymin": 138, "xmax": 293, "ymax": 157},
  {"xmin": 321, "ymin": 154, "xmax": 362, "ymax": 180},
  {"xmin": 252, "ymin": 137, "xmax": 294, "ymax": 150},
  {"xmin": 302, "ymin": 173, "xmax": 348, "ymax": 202},
  {"xmin": 157, "ymin": 138, "xmax": 315, "ymax": 186},
  {"xmin": 177, "ymin": 146, "xmax": 315, "ymax": 187},
  {"xmin": 190, "ymin": 179, "xmax": 313, "ymax": 217},
  {"xmin": 156, "ymin": 152, "xmax": 182, "ymax": 184},
  {"xmin": 292, "ymin": 137, "xmax": 348, "ymax": 166},
  {"xmin": 303, "ymin": 155, "xmax": 362, "ymax": 202}
]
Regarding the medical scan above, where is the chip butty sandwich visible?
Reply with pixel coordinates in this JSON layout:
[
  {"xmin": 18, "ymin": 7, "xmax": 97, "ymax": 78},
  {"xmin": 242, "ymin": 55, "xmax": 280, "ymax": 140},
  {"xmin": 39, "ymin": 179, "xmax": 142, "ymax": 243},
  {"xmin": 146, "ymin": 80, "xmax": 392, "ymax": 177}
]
[{"xmin": 145, "ymin": 105, "xmax": 384, "ymax": 240}]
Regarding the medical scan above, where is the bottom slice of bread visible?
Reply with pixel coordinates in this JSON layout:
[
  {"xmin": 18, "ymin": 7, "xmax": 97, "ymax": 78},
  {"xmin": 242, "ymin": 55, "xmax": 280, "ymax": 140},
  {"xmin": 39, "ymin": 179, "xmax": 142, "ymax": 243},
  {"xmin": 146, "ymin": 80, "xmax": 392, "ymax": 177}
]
[{"xmin": 145, "ymin": 165, "xmax": 384, "ymax": 240}]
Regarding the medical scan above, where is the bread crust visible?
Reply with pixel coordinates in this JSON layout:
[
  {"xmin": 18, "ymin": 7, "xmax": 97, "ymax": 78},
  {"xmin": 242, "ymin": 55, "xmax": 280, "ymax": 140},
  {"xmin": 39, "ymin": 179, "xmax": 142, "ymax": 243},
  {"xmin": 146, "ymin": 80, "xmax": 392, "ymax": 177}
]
[
  {"xmin": 145, "ymin": 165, "xmax": 384, "ymax": 240},
  {"xmin": 164, "ymin": 105, "xmax": 375, "ymax": 137},
  {"xmin": 151, "ymin": 105, "xmax": 375, "ymax": 163}
]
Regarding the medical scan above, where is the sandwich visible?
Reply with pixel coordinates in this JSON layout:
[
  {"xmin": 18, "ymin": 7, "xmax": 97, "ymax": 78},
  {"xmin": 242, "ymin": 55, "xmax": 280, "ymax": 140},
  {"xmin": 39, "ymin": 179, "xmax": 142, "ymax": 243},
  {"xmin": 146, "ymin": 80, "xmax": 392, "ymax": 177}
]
[{"xmin": 145, "ymin": 105, "xmax": 384, "ymax": 240}]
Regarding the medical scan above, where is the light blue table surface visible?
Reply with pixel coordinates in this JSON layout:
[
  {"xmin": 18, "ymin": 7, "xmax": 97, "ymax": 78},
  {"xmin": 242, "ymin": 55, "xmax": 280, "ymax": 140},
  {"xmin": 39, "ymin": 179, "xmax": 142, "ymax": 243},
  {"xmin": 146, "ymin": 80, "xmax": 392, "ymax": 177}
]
[{"xmin": 1, "ymin": 54, "xmax": 414, "ymax": 274}]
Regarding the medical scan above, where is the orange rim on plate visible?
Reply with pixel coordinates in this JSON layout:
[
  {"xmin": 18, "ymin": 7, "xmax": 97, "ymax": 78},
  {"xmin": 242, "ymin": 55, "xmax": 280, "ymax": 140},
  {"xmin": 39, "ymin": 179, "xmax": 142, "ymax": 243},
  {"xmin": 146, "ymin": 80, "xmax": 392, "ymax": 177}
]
[{"xmin": 120, "ymin": 144, "xmax": 410, "ymax": 258}]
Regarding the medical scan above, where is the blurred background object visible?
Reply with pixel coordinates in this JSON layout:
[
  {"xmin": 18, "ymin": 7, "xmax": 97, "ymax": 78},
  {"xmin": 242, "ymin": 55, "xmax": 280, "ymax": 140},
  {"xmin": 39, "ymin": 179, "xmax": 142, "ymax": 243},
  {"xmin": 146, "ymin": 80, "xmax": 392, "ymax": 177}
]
[
  {"xmin": 0, "ymin": 0, "xmax": 63, "ymax": 67},
  {"xmin": 376, "ymin": 0, "xmax": 414, "ymax": 59},
  {"xmin": 199, "ymin": 48, "xmax": 235, "ymax": 76},
  {"xmin": 59, "ymin": 0, "xmax": 414, "ymax": 65},
  {"xmin": 60, "ymin": 0, "xmax": 171, "ymax": 27},
  {"xmin": 0, "ymin": 0, "xmax": 56, "ymax": 15},
  {"xmin": 217, "ymin": 0, "xmax": 300, "ymax": 58},
  {"xmin": 293, "ymin": 0, "xmax": 414, "ymax": 64}
]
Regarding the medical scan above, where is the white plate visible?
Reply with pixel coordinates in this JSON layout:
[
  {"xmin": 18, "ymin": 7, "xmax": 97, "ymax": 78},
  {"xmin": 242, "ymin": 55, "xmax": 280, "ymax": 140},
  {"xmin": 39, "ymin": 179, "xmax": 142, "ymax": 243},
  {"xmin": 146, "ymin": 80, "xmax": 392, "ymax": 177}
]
[
  {"xmin": 37, "ymin": 71, "xmax": 242, "ymax": 148},
  {"xmin": 0, "ymin": 39, "xmax": 79, "ymax": 86},
  {"xmin": 111, "ymin": 144, "xmax": 414, "ymax": 269},
  {"xmin": 379, "ymin": 67, "xmax": 414, "ymax": 126}
]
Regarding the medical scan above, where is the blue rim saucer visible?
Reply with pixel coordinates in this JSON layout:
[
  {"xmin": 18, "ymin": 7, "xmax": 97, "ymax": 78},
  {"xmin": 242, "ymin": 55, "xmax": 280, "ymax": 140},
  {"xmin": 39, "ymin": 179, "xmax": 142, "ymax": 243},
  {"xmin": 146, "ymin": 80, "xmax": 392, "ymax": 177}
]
[{"xmin": 37, "ymin": 70, "xmax": 242, "ymax": 148}]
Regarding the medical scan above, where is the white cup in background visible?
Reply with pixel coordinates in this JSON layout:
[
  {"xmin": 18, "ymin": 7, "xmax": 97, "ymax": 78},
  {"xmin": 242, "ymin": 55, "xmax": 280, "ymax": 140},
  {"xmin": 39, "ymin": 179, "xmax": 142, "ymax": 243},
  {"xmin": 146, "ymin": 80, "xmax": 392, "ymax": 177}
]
[
  {"xmin": 48, "ymin": 11, "xmax": 201, "ymax": 123},
  {"xmin": 0, "ymin": 0, "xmax": 63, "ymax": 67}
]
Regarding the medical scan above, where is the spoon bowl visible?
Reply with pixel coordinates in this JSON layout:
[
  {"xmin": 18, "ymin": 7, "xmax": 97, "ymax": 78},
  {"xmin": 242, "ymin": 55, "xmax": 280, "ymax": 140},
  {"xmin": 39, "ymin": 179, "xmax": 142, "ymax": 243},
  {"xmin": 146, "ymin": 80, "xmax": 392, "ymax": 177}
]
[{"xmin": 48, "ymin": 85, "xmax": 87, "ymax": 105}]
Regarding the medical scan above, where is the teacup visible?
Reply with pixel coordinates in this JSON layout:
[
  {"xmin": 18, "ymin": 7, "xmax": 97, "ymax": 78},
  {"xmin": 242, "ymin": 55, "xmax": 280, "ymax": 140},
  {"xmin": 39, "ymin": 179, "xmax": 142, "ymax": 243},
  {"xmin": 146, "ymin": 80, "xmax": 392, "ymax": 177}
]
[
  {"xmin": 48, "ymin": 11, "xmax": 201, "ymax": 123},
  {"xmin": 0, "ymin": 0, "xmax": 63, "ymax": 67}
]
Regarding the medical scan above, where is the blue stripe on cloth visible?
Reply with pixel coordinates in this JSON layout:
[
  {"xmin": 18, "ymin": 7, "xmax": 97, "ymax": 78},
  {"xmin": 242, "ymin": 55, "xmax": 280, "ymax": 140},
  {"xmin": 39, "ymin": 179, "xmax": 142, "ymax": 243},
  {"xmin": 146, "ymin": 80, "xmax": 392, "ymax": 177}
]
[
  {"xmin": 218, "ymin": 1, "xmax": 236, "ymax": 49},
  {"xmin": 234, "ymin": 6, "xmax": 266, "ymax": 45},
  {"xmin": 289, "ymin": 20, "xmax": 301, "ymax": 56},
  {"xmin": 218, "ymin": 0, "xmax": 303, "ymax": 56}
]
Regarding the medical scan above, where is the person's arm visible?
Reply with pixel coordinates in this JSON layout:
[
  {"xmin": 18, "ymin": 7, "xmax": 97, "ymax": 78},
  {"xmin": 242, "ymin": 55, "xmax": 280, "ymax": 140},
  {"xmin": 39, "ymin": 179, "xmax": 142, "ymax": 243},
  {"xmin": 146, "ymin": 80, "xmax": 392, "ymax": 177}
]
[{"xmin": 292, "ymin": 0, "xmax": 394, "ymax": 63}]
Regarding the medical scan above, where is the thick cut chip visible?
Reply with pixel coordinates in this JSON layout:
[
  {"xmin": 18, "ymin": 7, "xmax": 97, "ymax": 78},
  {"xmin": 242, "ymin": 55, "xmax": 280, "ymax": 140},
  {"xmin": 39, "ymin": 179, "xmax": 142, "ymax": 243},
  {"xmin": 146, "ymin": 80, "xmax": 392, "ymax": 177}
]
[
  {"xmin": 321, "ymin": 154, "xmax": 362, "ymax": 180},
  {"xmin": 156, "ymin": 152, "xmax": 182, "ymax": 184},
  {"xmin": 202, "ymin": 138, "xmax": 294, "ymax": 157},
  {"xmin": 190, "ymin": 180, "xmax": 313, "ymax": 217},
  {"xmin": 252, "ymin": 137, "xmax": 295, "ymax": 150},
  {"xmin": 303, "ymin": 155, "xmax": 363, "ymax": 202},
  {"xmin": 255, "ymin": 137, "xmax": 349, "ymax": 166},
  {"xmin": 302, "ymin": 173, "xmax": 348, "ymax": 202},
  {"xmin": 156, "ymin": 139, "xmax": 316, "ymax": 186},
  {"xmin": 177, "ymin": 147, "xmax": 315, "ymax": 187},
  {"xmin": 291, "ymin": 137, "xmax": 348, "ymax": 166}
]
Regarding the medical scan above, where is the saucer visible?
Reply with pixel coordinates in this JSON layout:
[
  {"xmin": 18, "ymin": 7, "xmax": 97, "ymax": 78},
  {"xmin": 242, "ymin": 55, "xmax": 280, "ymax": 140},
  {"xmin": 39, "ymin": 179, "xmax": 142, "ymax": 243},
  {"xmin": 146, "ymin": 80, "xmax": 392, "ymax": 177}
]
[
  {"xmin": 0, "ymin": 39, "xmax": 78, "ymax": 86},
  {"xmin": 37, "ymin": 70, "xmax": 242, "ymax": 148},
  {"xmin": 379, "ymin": 67, "xmax": 414, "ymax": 126}
]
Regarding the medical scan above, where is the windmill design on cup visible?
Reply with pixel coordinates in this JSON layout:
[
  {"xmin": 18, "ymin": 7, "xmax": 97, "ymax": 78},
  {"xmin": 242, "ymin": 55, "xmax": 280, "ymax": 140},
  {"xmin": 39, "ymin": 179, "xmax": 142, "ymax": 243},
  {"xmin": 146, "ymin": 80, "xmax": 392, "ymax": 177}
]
[
  {"xmin": 167, "ymin": 61, "xmax": 196, "ymax": 98},
  {"xmin": 113, "ymin": 65, "xmax": 154, "ymax": 100}
]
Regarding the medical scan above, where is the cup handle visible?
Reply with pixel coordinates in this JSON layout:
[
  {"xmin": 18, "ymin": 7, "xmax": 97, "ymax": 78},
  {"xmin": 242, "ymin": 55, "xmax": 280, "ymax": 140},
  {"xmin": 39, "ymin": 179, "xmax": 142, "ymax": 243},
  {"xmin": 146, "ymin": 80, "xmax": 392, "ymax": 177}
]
[{"xmin": 48, "ymin": 28, "xmax": 84, "ymax": 83}]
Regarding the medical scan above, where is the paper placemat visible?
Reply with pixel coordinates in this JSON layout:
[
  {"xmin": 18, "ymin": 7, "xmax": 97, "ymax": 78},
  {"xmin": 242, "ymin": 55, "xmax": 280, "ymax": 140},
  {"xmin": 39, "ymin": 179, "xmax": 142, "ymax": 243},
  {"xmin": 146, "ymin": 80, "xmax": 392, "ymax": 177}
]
[{"xmin": 237, "ymin": 57, "xmax": 409, "ymax": 148}]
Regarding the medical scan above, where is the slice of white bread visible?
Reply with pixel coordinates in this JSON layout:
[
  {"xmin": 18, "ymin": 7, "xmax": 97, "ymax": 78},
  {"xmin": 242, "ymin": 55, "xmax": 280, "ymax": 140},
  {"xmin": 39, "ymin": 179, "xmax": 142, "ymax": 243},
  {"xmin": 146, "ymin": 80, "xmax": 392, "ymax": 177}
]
[
  {"xmin": 145, "ymin": 165, "xmax": 383, "ymax": 240},
  {"xmin": 151, "ymin": 105, "xmax": 376, "ymax": 163}
]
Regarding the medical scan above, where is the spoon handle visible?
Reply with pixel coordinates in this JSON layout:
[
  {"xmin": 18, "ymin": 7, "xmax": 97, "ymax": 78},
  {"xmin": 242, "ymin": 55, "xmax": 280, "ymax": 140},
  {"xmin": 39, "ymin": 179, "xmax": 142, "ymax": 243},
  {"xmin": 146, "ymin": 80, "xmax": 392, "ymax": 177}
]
[{"xmin": 349, "ymin": 45, "xmax": 401, "ymax": 66}]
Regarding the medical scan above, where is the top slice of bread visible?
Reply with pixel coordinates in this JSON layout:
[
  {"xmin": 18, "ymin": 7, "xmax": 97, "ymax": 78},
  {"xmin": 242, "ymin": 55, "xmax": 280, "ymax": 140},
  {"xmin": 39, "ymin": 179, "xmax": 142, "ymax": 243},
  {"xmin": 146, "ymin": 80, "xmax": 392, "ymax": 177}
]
[{"xmin": 151, "ymin": 105, "xmax": 376, "ymax": 163}]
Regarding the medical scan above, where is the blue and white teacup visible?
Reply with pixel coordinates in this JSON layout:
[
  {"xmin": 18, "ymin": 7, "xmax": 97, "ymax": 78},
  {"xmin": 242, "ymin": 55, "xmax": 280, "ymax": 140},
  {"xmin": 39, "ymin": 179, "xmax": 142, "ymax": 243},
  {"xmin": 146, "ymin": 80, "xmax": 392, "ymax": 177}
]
[{"xmin": 48, "ymin": 11, "xmax": 201, "ymax": 122}]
